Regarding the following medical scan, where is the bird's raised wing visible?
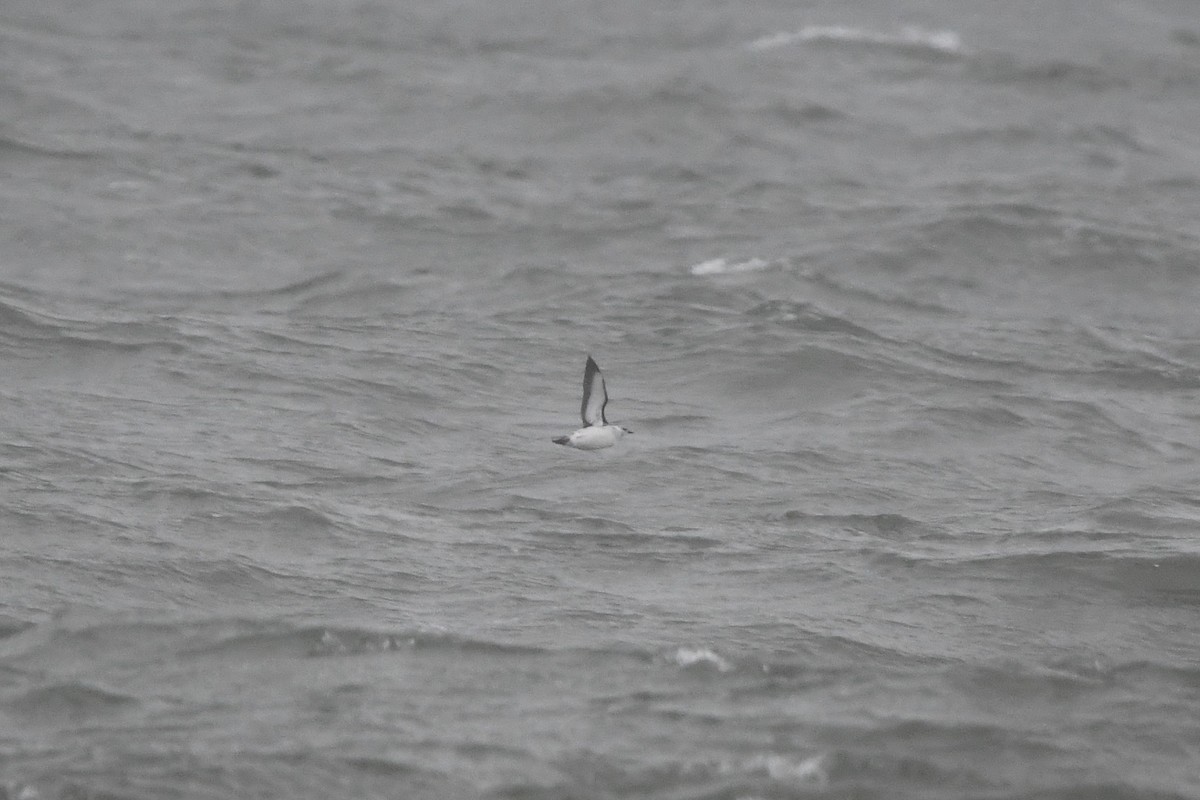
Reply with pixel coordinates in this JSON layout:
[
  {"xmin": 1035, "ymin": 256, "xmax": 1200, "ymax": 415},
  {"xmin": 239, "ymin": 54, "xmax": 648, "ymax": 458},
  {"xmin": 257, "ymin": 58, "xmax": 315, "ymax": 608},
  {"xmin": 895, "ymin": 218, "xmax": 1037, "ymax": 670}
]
[{"xmin": 581, "ymin": 355, "xmax": 609, "ymax": 427}]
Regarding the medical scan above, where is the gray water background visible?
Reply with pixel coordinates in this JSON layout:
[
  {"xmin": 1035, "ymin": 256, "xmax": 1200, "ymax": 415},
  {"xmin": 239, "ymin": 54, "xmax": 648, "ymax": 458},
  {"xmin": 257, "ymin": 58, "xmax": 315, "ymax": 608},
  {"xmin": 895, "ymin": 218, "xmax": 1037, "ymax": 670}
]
[{"xmin": 2, "ymin": 1, "xmax": 1200, "ymax": 798}]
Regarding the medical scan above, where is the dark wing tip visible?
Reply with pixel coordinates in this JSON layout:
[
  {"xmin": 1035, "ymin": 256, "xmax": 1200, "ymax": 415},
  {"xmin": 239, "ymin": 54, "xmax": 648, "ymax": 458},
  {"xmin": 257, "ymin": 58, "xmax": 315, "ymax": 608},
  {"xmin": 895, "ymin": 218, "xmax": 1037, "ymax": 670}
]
[
  {"xmin": 581, "ymin": 355, "xmax": 602, "ymax": 427},
  {"xmin": 583, "ymin": 356, "xmax": 602, "ymax": 389},
  {"xmin": 552, "ymin": 436, "xmax": 570, "ymax": 445}
]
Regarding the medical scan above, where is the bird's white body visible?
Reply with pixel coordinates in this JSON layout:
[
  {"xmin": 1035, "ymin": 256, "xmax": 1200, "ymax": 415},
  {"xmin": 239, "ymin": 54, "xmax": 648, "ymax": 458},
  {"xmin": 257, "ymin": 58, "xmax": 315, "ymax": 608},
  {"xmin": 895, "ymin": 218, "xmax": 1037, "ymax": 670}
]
[
  {"xmin": 558, "ymin": 424, "xmax": 628, "ymax": 450},
  {"xmin": 553, "ymin": 356, "xmax": 632, "ymax": 451}
]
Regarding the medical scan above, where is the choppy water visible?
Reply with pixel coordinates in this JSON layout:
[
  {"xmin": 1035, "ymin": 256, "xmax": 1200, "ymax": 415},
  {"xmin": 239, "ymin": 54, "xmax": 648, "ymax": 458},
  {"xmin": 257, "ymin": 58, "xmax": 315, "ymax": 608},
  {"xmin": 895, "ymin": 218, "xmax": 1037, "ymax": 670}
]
[{"xmin": 3, "ymin": 1, "xmax": 1200, "ymax": 798}]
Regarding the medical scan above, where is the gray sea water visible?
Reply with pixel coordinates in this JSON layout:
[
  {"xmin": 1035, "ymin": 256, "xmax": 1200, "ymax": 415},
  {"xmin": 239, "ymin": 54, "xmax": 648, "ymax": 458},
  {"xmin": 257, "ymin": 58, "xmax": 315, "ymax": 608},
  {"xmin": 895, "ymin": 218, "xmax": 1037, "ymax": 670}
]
[{"xmin": 3, "ymin": 1, "xmax": 1200, "ymax": 798}]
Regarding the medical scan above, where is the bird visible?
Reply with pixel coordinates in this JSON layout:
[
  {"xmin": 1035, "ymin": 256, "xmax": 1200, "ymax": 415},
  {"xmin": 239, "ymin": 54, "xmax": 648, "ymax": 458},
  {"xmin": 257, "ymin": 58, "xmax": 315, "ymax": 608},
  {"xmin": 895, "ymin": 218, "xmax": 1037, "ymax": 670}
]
[{"xmin": 552, "ymin": 356, "xmax": 633, "ymax": 450}]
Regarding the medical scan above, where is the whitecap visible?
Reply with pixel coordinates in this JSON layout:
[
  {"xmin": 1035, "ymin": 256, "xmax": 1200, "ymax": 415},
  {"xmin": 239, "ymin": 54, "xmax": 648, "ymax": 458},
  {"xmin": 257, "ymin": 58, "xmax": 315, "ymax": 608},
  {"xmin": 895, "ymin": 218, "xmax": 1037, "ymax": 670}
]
[
  {"xmin": 749, "ymin": 24, "xmax": 963, "ymax": 55},
  {"xmin": 671, "ymin": 646, "xmax": 733, "ymax": 672},
  {"xmin": 689, "ymin": 257, "xmax": 772, "ymax": 276},
  {"xmin": 743, "ymin": 752, "xmax": 830, "ymax": 787}
]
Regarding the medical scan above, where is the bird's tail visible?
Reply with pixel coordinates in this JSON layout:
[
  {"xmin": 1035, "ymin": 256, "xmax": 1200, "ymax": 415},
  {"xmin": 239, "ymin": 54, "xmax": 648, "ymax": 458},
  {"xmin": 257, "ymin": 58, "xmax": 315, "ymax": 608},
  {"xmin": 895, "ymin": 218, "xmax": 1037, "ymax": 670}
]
[{"xmin": 552, "ymin": 436, "xmax": 570, "ymax": 446}]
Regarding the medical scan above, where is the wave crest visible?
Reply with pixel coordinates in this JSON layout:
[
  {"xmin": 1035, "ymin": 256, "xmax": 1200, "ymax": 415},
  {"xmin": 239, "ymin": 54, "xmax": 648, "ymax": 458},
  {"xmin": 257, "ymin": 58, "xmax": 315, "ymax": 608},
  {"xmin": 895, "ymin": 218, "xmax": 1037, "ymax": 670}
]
[{"xmin": 749, "ymin": 24, "xmax": 964, "ymax": 56}]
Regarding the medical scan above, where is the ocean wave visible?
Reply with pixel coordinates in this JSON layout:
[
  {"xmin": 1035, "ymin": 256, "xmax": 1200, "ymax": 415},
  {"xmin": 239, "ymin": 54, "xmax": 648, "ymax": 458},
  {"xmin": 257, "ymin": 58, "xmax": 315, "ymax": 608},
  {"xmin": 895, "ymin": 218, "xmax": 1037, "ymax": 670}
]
[
  {"xmin": 516, "ymin": 504, "xmax": 720, "ymax": 545},
  {"xmin": 688, "ymin": 256, "xmax": 773, "ymax": 275},
  {"xmin": 633, "ymin": 413, "xmax": 712, "ymax": 428},
  {"xmin": 126, "ymin": 557, "xmax": 313, "ymax": 603},
  {"xmin": 544, "ymin": 748, "xmax": 833, "ymax": 798},
  {"xmin": 910, "ymin": 400, "xmax": 1030, "ymax": 435},
  {"xmin": 315, "ymin": 626, "xmax": 552, "ymax": 658},
  {"xmin": 242, "ymin": 501, "xmax": 341, "ymax": 531},
  {"xmin": 774, "ymin": 511, "xmax": 924, "ymax": 536},
  {"xmin": 745, "ymin": 299, "xmax": 890, "ymax": 342},
  {"xmin": 0, "ymin": 133, "xmax": 100, "ymax": 161},
  {"xmin": 761, "ymin": 99, "xmax": 848, "ymax": 126},
  {"xmin": 1089, "ymin": 493, "xmax": 1200, "ymax": 533},
  {"xmin": 843, "ymin": 200, "xmax": 1199, "ymax": 298},
  {"xmin": 0, "ymin": 292, "xmax": 199, "ymax": 358},
  {"xmin": 547, "ymin": 745, "xmax": 986, "ymax": 798},
  {"xmin": 971, "ymin": 54, "xmax": 1129, "ymax": 92},
  {"xmin": 669, "ymin": 646, "xmax": 733, "ymax": 673},
  {"xmin": 2, "ymin": 750, "xmax": 458, "ymax": 800},
  {"xmin": 0, "ymin": 616, "xmax": 31, "ymax": 642},
  {"xmin": 1056, "ymin": 220, "xmax": 1200, "ymax": 276},
  {"xmin": 0, "ymin": 294, "xmax": 63, "ymax": 339},
  {"xmin": 205, "ymin": 270, "xmax": 348, "ymax": 303},
  {"xmin": 887, "ymin": 201, "xmax": 1063, "ymax": 262},
  {"xmin": 175, "ymin": 621, "xmax": 547, "ymax": 660},
  {"xmin": 0, "ymin": 613, "xmax": 557, "ymax": 669},
  {"xmin": 1102, "ymin": 554, "xmax": 1200, "ymax": 605},
  {"xmin": 804, "ymin": 267, "xmax": 958, "ymax": 315},
  {"xmin": 731, "ymin": 752, "xmax": 830, "ymax": 787},
  {"xmin": 749, "ymin": 24, "xmax": 964, "ymax": 56},
  {"xmin": 1069, "ymin": 123, "xmax": 1156, "ymax": 155},
  {"xmin": 4, "ymin": 682, "xmax": 138, "ymax": 721},
  {"xmin": 949, "ymin": 656, "xmax": 1119, "ymax": 702},
  {"xmin": 883, "ymin": 546, "xmax": 1200, "ymax": 610}
]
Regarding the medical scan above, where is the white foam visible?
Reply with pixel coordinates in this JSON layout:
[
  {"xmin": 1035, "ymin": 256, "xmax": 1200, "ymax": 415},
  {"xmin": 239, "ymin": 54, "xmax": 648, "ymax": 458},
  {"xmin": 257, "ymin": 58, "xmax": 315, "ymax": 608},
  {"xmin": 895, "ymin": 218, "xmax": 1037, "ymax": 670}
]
[
  {"xmin": 672, "ymin": 646, "xmax": 733, "ymax": 672},
  {"xmin": 689, "ymin": 257, "xmax": 772, "ymax": 276},
  {"xmin": 716, "ymin": 752, "xmax": 831, "ymax": 789},
  {"xmin": 749, "ymin": 24, "xmax": 963, "ymax": 55},
  {"xmin": 744, "ymin": 753, "xmax": 830, "ymax": 787}
]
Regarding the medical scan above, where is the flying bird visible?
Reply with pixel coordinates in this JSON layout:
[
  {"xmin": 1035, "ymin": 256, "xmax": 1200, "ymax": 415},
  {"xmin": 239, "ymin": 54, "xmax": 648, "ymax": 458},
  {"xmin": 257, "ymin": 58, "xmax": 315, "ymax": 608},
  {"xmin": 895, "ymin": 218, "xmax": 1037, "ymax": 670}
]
[{"xmin": 552, "ymin": 356, "xmax": 632, "ymax": 450}]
